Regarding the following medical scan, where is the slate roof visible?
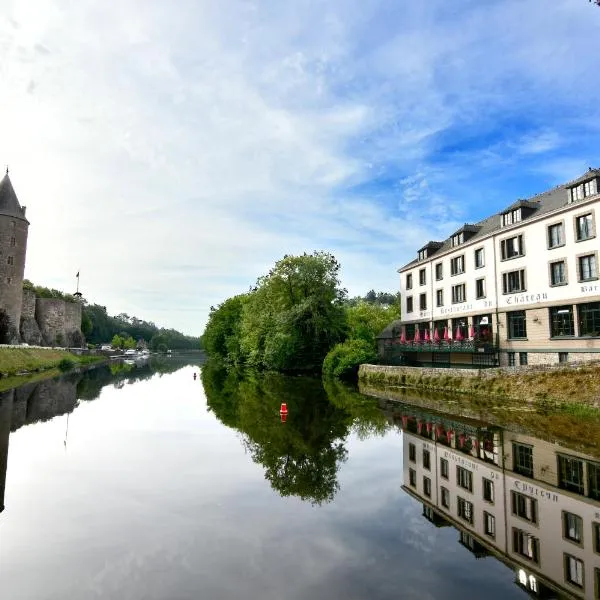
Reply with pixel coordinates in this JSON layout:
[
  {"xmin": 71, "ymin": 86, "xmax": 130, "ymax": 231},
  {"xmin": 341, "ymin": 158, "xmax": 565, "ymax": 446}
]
[
  {"xmin": 398, "ymin": 168, "xmax": 600, "ymax": 273},
  {"xmin": 0, "ymin": 172, "xmax": 28, "ymax": 221},
  {"xmin": 377, "ymin": 319, "xmax": 403, "ymax": 339}
]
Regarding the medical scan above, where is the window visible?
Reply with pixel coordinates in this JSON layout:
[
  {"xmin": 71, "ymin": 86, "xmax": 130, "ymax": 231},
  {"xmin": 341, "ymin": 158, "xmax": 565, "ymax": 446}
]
[
  {"xmin": 513, "ymin": 443, "xmax": 533, "ymax": 477},
  {"xmin": 423, "ymin": 449, "xmax": 431, "ymax": 470},
  {"xmin": 559, "ymin": 352, "xmax": 569, "ymax": 364},
  {"xmin": 548, "ymin": 222, "xmax": 565, "ymax": 248},
  {"xmin": 576, "ymin": 213, "xmax": 594, "ymax": 241},
  {"xmin": 7, "ymin": 256, "xmax": 14, "ymax": 265},
  {"xmin": 565, "ymin": 554, "xmax": 584, "ymax": 588},
  {"xmin": 457, "ymin": 497, "xmax": 473, "ymax": 524},
  {"xmin": 570, "ymin": 179, "xmax": 598, "ymax": 202},
  {"xmin": 519, "ymin": 352, "xmax": 528, "ymax": 366},
  {"xmin": 579, "ymin": 253, "xmax": 598, "ymax": 281},
  {"xmin": 594, "ymin": 522, "xmax": 600, "ymax": 553},
  {"xmin": 483, "ymin": 478, "xmax": 494, "ymax": 503},
  {"xmin": 502, "ymin": 269, "xmax": 526, "ymax": 294},
  {"xmin": 507, "ymin": 311, "xmax": 527, "ymax": 339},
  {"xmin": 406, "ymin": 274, "xmax": 413, "ymax": 290},
  {"xmin": 419, "ymin": 268, "xmax": 426, "ymax": 286},
  {"xmin": 423, "ymin": 476, "xmax": 431, "ymax": 498},
  {"xmin": 563, "ymin": 512, "xmax": 583, "ymax": 544},
  {"xmin": 418, "ymin": 249, "xmax": 428, "ymax": 261},
  {"xmin": 409, "ymin": 468, "xmax": 416, "ymax": 487},
  {"xmin": 457, "ymin": 466, "xmax": 473, "ymax": 492},
  {"xmin": 409, "ymin": 443, "xmax": 416, "ymax": 462},
  {"xmin": 484, "ymin": 512, "xmax": 495, "ymax": 538},
  {"xmin": 441, "ymin": 487, "xmax": 450, "ymax": 508},
  {"xmin": 452, "ymin": 232, "xmax": 464, "ymax": 247},
  {"xmin": 501, "ymin": 235, "xmax": 524, "ymax": 260},
  {"xmin": 502, "ymin": 209, "xmax": 522, "ymax": 227},
  {"xmin": 474, "ymin": 248, "xmax": 484, "ymax": 268},
  {"xmin": 550, "ymin": 306, "xmax": 575, "ymax": 337},
  {"xmin": 452, "ymin": 284, "xmax": 466, "ymax": 304},
  {"xmin": 440, "ymin": 458, "xmax": 449, "ymax": 479},
  {"xmin": 10, "ymin": 236, "xmax": 15, "ymax": 247},
  {"xmin": 512, "ymin": 491, "xmax": 537, "ymax": 523},
  {"xmin": 508, "ymin": 352, "xmax": 516, "ymax": 366},
  {"xmin": 513, "ymin": 528, "xmax": 539, "ymax": 563},
  {"xmin": 435, "ymin": 263, "xmax": 443, "ymax": 280},
  {"xmin": 589, "ymin": 463, "xmax": 600, "ymax": 501},
  {"xmin": 419, "ymin": 294, "xmax": 427, "ymax": 311},
  {"xmin": 558, "ymin": 455, "xmax": 584, "ymax": 495},
  {"xmin": 436, "ymin": 289, "xmax": 443, "ymax": 307},
  {"xmin": 450, "ymin": 255, "xmax": 464, "ymax": 276},
  {"xmin": 550, "ymin": 260, "xmax": 567, "ymax": 286},
  {"xmin": 406, "ymin": 296, "xmax": 413, "ymax": 313},
  {"xmin": 474, "ymin": 278, "xmax": 485, "ymax": 299},
  {"xmin": 578, "ymin": 302, "xmax": 600, "ymax": 337}
]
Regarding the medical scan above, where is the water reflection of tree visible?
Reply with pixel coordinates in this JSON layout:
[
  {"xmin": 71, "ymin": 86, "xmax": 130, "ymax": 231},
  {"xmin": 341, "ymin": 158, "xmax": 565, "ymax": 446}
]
[{"xmin": 202, "ymin": 363, "xmax": 388, "ymax": 505}]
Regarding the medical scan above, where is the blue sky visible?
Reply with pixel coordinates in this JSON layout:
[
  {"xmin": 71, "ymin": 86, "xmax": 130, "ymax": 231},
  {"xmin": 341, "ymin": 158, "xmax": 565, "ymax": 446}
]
[{"xmin": 0, "ymin": 0, "xmax": 599, "ymax": 334}]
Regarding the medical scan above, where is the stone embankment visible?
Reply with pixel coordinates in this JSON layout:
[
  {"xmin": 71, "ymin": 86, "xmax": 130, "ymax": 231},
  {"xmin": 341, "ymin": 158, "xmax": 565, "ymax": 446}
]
[{"xmin": 358, "ymin": 363, "xmax": 600, "ymax": 406}]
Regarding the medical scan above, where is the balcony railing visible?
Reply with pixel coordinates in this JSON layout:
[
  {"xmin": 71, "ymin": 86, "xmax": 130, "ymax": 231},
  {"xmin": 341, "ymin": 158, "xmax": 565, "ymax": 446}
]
[{"xmin": 381, "ymin": 339, "xmax": 497, "ymax": 354}]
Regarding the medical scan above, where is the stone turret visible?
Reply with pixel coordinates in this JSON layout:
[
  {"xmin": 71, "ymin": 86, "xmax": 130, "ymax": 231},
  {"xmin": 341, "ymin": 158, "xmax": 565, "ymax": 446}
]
[{"xmin": 0, "ymin": 171, "xmax": 29, "ymax": 343}]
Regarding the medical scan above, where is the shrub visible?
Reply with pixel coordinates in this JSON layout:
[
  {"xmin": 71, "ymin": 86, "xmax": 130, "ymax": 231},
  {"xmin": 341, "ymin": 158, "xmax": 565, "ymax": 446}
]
[
  {"xmin": 323, "ymin": 339, "xmax": 377, "ymax": 380},
  {"xmin": 58, "ymin": 357, "xmax": 75, "ymax": 371}
]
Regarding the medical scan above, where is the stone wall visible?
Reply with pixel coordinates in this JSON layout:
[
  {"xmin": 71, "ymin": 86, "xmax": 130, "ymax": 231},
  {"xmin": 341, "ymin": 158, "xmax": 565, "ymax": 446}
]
[
  {"xmin": 358, "ymin": 360, "xmax": 600, "ymax": 384},
  {"xmin": 63, "ymin": 301, "xmax": 83, "ymax": 347},
  {"xmin": 19, "ymin": 288, "xmax": 43, "ymax": 345}
]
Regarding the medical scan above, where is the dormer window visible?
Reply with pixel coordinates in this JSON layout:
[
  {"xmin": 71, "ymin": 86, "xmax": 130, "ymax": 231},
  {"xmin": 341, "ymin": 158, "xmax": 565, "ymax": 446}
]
[
  {"xmin": 502, "ymin": 209, "xmax": 522, "ymax": 227},
  {"xmin": 569, "ymin": 178, "xmax": 598, "ymax": 203},
  {"xmin": 418, "ymin": 248, "xmax": 428, "ymax": 261},
  {"xmin": 451, "ymin": 232, "xmax": 465, "ymax": 247}
]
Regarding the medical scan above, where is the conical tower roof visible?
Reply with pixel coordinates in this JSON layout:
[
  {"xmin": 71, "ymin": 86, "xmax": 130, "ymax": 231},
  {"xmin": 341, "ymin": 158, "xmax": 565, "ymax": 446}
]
[{"xmin": 0, "ymin": 171, "xmax": 28, "ymax": 221}]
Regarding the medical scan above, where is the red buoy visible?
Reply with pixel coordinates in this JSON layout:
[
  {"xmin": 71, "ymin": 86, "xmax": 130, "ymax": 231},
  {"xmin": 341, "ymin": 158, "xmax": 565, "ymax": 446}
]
[
  {"xmin": 280, "ymin": 413, "xmax": 287, "ymax": 423},
  {"xmin": 280, "ymin": 403, "xmax": 288, "ymax": 415}
]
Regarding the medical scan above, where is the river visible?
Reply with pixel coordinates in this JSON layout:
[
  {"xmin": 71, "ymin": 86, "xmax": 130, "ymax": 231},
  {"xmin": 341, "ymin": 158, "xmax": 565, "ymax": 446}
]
[{"xmin": 0, "ymin": 356, "xmax": 597, "ymax": 599}]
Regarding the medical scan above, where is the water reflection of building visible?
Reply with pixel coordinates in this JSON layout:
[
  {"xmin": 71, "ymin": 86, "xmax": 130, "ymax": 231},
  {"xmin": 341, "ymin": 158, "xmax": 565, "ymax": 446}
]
[{"xmin": 398, "ymin": 411, "xmax": 600, "ymax": 599}]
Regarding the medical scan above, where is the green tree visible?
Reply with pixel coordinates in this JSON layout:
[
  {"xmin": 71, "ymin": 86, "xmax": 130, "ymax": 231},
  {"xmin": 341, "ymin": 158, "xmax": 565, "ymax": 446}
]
[
  {"xmin": 239, "ymin": 252, "xmax": 347, "ymax": 371},
  {"xmin": 111, "ymin": 334, "xmax": 123, "ymax": 349},
  {"xmin": 201, "ymin": 295, "xmax": 248, "ymax": 364},
  {"xmin": 123, "ymin": 336, "xmax": 136, "ymax": 349},
  {"xmin": 322, "ymin": 339, "xmax": 377, "ymax": 379},
  {"xmin": 346, "ymin": 301, "xmax": 399, "ymax": 345}
]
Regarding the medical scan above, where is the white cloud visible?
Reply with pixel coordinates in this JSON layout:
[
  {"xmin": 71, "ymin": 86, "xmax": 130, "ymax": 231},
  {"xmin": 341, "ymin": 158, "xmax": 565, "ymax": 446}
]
[{"xmin": 0, "ymin": 0, "xmax": 599, "ymax": 332}]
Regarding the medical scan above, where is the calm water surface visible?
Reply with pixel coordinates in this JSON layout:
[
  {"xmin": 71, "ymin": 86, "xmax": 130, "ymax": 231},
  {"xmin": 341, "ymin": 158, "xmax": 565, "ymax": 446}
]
[{"xmin": 0, "ymin": 358, "xmax": 593, "ymax": 599}]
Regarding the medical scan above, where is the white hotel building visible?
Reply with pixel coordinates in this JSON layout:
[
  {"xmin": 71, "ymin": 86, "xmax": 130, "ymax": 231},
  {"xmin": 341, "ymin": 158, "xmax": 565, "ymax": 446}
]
[
  {"xmin": 398, "ymin": 412, "xmax": 600, "ymax": 599},
  {"xmin": 380, "ymin": 168, "xmax": 600, "ymax": 367}
]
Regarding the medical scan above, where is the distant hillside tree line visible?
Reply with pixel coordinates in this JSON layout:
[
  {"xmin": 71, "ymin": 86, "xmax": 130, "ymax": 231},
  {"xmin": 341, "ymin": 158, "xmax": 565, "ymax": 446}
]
[{"xmin": 23, "ymin": 280, "xmax": 201, "ymax": 351}]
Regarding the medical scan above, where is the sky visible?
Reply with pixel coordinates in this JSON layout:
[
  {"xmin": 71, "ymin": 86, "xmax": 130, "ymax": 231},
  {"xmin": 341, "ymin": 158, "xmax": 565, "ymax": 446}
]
[{"xmin": 0, "ymin": 0, "xmax": 599, "ymax": 335}]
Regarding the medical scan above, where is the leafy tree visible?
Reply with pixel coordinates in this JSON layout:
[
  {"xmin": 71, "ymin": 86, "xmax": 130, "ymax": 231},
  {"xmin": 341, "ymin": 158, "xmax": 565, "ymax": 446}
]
[
  {"xmin": 111, "ymin": 334, "xmax": 124, "ymax": 349},
  {"xmin": 201, "ymin": 295, "xmax": 248, "ymax": 363},
  {"xmin": 123, "ymin": 336, "xmax": 136, "ymax": 349},
  {"xmin": 346, "ymin": 301, "xmax": 399, "ymax": 345},
  {"xmin": 239, "ymin": 252, "xmax": 347, "ymax": 372}
]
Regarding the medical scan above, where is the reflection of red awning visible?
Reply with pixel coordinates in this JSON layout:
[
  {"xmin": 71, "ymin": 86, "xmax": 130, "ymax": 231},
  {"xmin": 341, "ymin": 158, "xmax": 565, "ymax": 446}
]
[
  {"xmin": 435, "ymin": 425, "xmax": 444, "ymax": 439},
  {"xmin": 401, "ymin": 415, "xmax": 408, "ymax": 429},
  {"xmin": 474, "ymin": 439, "xmax": 480, "ymax": 453},
  {"xmin": 426, "ymin": 422, "xmax": 432, "ymax": 434},
  {"xmin": 446, "ymin": 430, "xmax": 453, "ymax": 443},
  {"xmin": 417, "ymin": 420, "xmax": 423, "ymax": 434},
  {"xmin": 459, "ymin": 433, "xmax": 466, "ymax": 448}
]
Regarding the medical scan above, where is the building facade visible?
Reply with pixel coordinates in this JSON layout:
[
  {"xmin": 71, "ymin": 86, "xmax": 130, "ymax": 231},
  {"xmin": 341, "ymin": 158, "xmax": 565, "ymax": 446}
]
[
  {"xmin": 399, "ymin": 409, "xmax": 600, "ymax": 599},
  {"xmin": 0, "ymin": 171, "xmax": 29, "ymax": 342},
  {"xmin": 382, "ymin": 168, "xmax": 600, "ymax": 367}
]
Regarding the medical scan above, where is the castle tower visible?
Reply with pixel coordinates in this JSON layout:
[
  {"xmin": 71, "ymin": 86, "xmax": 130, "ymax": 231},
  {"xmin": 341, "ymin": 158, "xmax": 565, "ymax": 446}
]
[{"xmin": 0, "ymin": 171, "xmax": 29, "ymax": 343}]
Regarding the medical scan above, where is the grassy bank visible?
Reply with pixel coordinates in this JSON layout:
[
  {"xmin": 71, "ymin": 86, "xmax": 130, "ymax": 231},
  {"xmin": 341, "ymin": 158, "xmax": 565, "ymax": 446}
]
[
  {"xmin": 359, "ymin": 364, "xmax": 600, "ymax": 406},
  {"xmin": 0, "ymin": 347, "xmax": 104, "ymax": 379}
]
